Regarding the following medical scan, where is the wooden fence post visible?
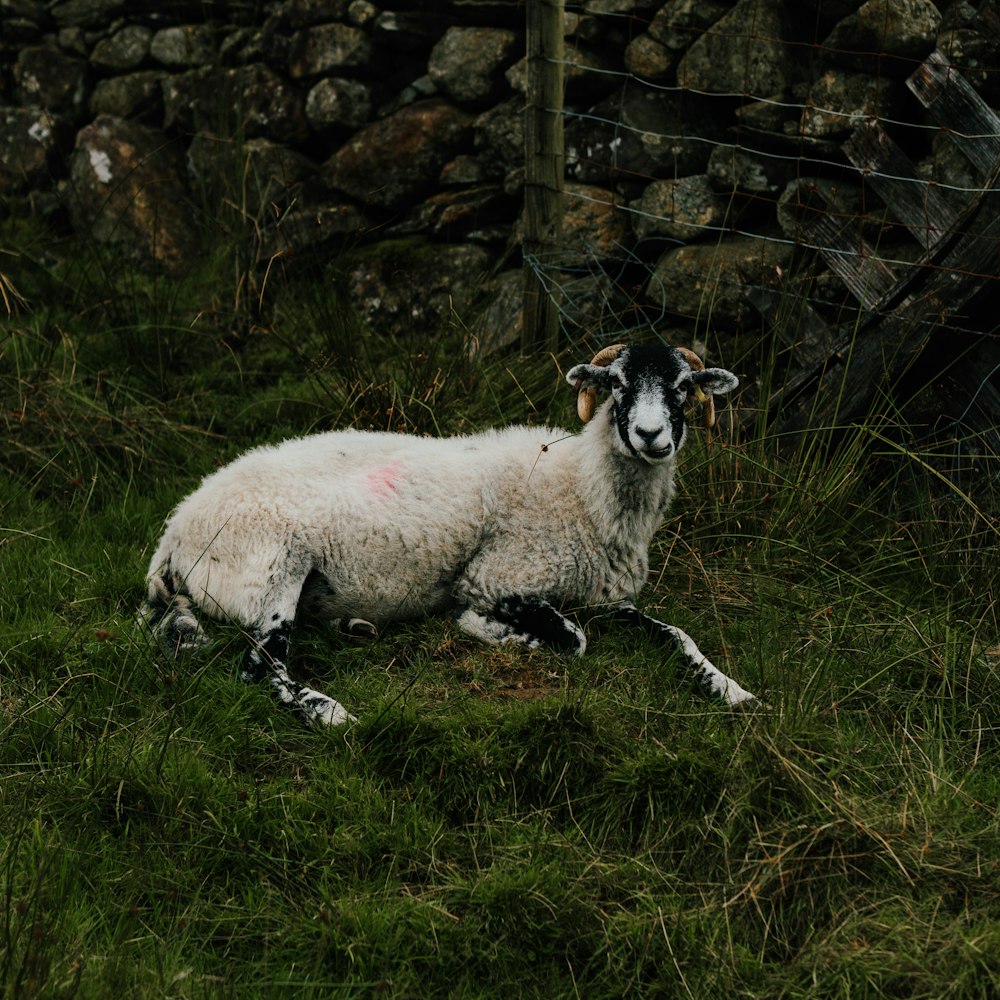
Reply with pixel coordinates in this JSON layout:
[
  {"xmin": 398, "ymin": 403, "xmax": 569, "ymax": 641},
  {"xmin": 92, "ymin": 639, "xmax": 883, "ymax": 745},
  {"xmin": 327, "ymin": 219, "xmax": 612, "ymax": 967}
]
[{"xmin": 522, "ymin": 0, "xmax": 565, "ymax": 354}]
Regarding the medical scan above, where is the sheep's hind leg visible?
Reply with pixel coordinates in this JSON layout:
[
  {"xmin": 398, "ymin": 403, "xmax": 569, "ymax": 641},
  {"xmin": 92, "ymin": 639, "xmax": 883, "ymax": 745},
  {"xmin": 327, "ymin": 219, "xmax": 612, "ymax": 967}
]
[
  {"xmin": 457, "ymin": 596, "xmax": 586, "ymax": 656},
  {"xmin": 140, "ymin": 577, "xmax": 209, "ymax": 656},
  {"xmin": 612, "ymin": 602, "xmax": 757, "ymax": 707},
  {"xmin": 297, "ymin": 573, "xmax": 376, "ymax": 641},
  {"xmin": 333, "ymin": 617, "xmax": 378, "ymax": 641},
  {"xmin": 242, "ymin": 622, "xmax": 356, "ymax": 727}
]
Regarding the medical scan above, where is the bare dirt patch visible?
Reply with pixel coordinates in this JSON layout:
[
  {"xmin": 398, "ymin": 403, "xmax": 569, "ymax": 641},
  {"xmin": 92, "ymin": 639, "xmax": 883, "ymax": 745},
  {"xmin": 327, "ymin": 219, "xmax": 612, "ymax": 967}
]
[{"xmin": 434, "ymin": 637, "xmax": 566, "ymax": 701}]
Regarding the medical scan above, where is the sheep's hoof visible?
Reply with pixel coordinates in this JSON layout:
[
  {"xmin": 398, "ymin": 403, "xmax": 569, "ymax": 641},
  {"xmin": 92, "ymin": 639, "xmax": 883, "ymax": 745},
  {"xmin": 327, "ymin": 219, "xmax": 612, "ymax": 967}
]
[
  {"xmin": 339, "ymin": 618, "xmax": 377, "ymax": 642},
  {"xmin": 732, "ymin": 695, "xmax": 769, "ymax": 714},
  {"xmin": 300, "ymin": 690, "xmax": 358, "ymax": 727}
]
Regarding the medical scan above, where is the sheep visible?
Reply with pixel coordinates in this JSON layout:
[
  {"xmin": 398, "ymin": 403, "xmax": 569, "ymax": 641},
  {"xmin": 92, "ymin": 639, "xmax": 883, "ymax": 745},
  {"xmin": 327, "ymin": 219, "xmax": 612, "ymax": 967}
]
[{"xmin": 141, "ymin": 342, "xmax": 758, "ymax": 726}]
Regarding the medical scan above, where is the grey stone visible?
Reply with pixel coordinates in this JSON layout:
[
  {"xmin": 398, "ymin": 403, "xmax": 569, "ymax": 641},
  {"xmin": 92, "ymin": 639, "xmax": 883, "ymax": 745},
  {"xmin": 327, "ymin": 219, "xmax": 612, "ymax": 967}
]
[
  {"xmin": 289, "ymin": 22, "xmax": 372, "ymax": 77},
  {"xmin": 323, "ymin": 99, "xmax": 472, "ymax": 212},
  {"xmin": 280, "ymin": 0, "xmax": 351, "ymax": 29},
  {"xmin": 776, "ymin": 176, "xmax": 866, "ymax": 241},
  {"xmin": 347, "ymin": 0, "xmax": 377, "ymax": 28},
  {"xmin": 150, "ymin": 25, "xmax": 216, "ymax": 68},
  {"xmin": 799, "ymin": 71, "xmax": 901, "ymax": 139},
  {"xmin": 566, "ymin": 86, "xmax": 719, "ymax": 191},
  {"xmin": 823, "ymin": 0, "xmax": 942, "ymax": 62},
  {"xmin": 379, "ymin": 75, "xmax": 440, "ymax": 116},
  {"xmin": 187, "ymin": 134, "xmax": 317, "ymax": 217},
  {"xmin": 473, "ymin": 97, "xmax": 524, "ymax": 182},
  {"xmin": 629, "ymin": 175, "xmax": 724, "ymax": 242},
  {"xmin": 0, "ymin": 107, "xmax": 58, "ymax": 195},
  {"xmin": 90, "ymin": 71, "xmax": 163, "ymax": 121},
  {"xmin": 14, "ymin": 45, "xmax": 88, "ymax": 115},
  {"xmin": 162, "ymin": 64, "xmax": 308, "ymax": 143},
  {"xmin": 372, "ymin": 11, "xmax": 447, "ymax": 51},
  {"xmin": 440, "ymin": 154, "xmax": 485, "ymax": 186},
  {"xmin": 734, "ymin": 99, "xmax": 794, "ymax": 133},
  {"xmin": 677, "ymin": 0, "xmax": 793, "ymax": 99},
  {"xmin": 49, "ymin": 0, "xmax": 124, "ymax": 29},
  {"xmin": 428, "ymin": 26, "xmax": 519, "ymax": 106},
  {"xmin": 624, "ymin": 33, "xmax": 677, "ymax": 81},
  {"xmin": 66, "ymin": 115, "xmax": 196, "ymax": 274},
  {"xmin": 794, "ymin": 0, "xmax": 863, "ymax": 22},
  {"xmin": 506, "ymin": 46, "xmax": 620, "ymax": 102},
  {"xmin": 1, "ymin": 0, "xmax": 49, "ymax": 17},
  {"xmin": 916, "ymin": 132, "xmax": 980, "ymax": 202},
  {"xmin": 3, "ymin": 1, "xmax": 47, "ymax": 44},
  {"xmin": 218, "ymin": 27, "xmax": 271, "ymax": 66},
  {"xmin": 468, "ymin": 269, "xmax": 521, "ymax": 357},
  {"xmin": 707, "ymin": 143, "xmax": 793, "ymax": 194},
  {"xmin": 57, "ymin": 26, "xmax": 89, "ymax": 56},
  {"xmin": 647, "ymin": 234, "xmax": 791, "ymax": 327},
  {"xmin": 305, "ymin": 77, "xmax": 373, "ymax": 130},
  {"xmin": 935, "ymin": 27, "xmax": 999, "ymax": 103},
  {"xmin": 582, "ymin": 0, "xmax": 662, "ymax": 12},
  {"xmin": 561, "ymin": 182, "xmax": 631, "ymax": 258},
  {"xmin": 470, "ymin": 264, "xmax": 624, "ymax": 357},
  {"xmin": 393, "ymin": 185, "xmax": 508, "ymax": 240},
  {"xmin": 3, "ymin": 25, "xmax": 36, "ymax": 50},
  {"xmin": 91, "ymin": 25, "xmax": 152, "ymax": 70},
  {"xmin": 259, "ymin": 202, "xmax": 367, "ymax": 262},
  {"xmin": 343, "ymin": 239, "xmax": 494, "ymax": 339},
  {"xmin": 942, "ymin": 2, "xmax": 978, "ymax": 30},
  {"xmin": 648, "ymin": 0, "xmax": 733, "ymax": 52}
]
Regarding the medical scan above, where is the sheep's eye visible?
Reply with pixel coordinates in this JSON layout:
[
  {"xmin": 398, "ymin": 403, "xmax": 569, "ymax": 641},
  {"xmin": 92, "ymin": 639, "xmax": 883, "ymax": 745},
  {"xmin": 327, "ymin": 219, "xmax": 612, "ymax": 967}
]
[
  {"xmin": 679, "ymin": 378, "xmax": 693, "ymax": 395},
  {"xmin": 609, "ymin": 374, "xmax": 623, "ymax": 390}
]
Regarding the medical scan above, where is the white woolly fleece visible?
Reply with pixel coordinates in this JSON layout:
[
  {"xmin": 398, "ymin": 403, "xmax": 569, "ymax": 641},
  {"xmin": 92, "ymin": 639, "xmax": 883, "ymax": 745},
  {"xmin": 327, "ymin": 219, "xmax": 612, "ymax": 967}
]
[{"xmin": 146, "ymin": 403, "xmax": 678, "ymax": 631}]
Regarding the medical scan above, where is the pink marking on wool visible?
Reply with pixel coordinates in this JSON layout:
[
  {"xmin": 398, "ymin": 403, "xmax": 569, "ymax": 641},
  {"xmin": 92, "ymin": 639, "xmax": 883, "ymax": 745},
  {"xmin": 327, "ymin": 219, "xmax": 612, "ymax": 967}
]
[{"xmin": 365, "ymin": 460, "xmax": 405, "ymax": 499}]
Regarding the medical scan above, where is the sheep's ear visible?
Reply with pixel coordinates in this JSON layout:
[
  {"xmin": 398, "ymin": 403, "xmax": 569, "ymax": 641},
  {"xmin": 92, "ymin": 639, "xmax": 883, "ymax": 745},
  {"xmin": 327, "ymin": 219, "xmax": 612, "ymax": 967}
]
[
  {"xmin": 568, "ymin": 362, "xmax": 620, "ymax": 422},
  {"xmin": 692, "ymin": 367, "xmax": 738, "ymax": 396},
  {"xmin": 565, "ymin": 363, "xmax": 616, "ymax": 391}
]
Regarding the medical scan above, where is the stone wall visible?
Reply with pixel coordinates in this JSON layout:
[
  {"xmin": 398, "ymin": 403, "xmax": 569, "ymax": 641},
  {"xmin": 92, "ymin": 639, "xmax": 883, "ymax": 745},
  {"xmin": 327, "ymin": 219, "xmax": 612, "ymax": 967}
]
[{"xmin": 1, "ymin": 0, "xmax": 996, "ymax": 352}]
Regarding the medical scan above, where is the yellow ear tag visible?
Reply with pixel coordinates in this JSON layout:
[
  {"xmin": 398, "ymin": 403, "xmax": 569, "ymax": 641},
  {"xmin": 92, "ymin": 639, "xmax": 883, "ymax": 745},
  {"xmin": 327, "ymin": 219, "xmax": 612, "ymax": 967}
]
[{"xmin": 688, "ymin": 385, "xmax": 716, "ymax": 429}]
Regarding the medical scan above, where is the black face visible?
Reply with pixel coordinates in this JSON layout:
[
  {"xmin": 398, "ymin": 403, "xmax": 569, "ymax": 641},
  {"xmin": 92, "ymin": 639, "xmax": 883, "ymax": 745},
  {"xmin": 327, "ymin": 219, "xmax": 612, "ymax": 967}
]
[{"xmin": 607, "ymin": 345, "xmax": 692, "ymax": 464}]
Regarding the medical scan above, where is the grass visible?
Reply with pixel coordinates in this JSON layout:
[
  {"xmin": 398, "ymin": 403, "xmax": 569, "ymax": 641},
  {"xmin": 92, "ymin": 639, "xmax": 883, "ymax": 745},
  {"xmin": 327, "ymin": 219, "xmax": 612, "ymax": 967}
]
[{"xmin": 1, "ymin": 204, "xmax": 999, "ymax": 999}]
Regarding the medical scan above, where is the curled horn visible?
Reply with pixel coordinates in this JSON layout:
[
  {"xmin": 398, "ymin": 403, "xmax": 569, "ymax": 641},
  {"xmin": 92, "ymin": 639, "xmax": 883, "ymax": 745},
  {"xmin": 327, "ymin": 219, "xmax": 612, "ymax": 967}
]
[
  {"xmin": 576, "ymin": 343, "xmax": 626, "ymax": 422},
  {"xmin": 676, "ymin": 346, "xmax": 716, "ymax": 429}
]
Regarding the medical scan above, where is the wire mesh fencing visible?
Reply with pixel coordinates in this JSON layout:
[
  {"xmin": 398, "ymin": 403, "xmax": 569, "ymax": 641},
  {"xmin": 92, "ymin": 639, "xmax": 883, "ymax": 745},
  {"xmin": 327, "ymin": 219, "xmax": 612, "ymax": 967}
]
[{"xmin": 522, "ymin": 0, "xmax": 1000, "ymax": 463}]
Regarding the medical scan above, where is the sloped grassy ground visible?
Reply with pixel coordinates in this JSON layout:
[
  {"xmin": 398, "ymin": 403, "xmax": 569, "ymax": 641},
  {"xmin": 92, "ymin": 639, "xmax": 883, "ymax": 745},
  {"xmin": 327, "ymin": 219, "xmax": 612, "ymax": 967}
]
[{"xmin": 1, "ymin": 215, "xmax": 999, "ymax": 999}]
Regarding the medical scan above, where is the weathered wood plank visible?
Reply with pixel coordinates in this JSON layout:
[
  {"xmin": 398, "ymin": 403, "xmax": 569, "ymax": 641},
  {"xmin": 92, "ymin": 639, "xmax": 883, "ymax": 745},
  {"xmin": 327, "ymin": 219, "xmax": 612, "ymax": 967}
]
[
  {"xmin": 843, "ymin": 122, "xmax": 963, "ymax": 249},
  {"xmin": 759, "ymin": 50, "xmax": 1000, "ymax": 443},
  {"xmin": 907, "ymin": 49, "xmax": 1000, "ymax": 177},
  {"xmin": 777, "ymin": 185, "xmax": 1000, "ymax": 435},
  {"xmin": 801, "ymin": 210, "xmax": 898, "ymax": 309}
]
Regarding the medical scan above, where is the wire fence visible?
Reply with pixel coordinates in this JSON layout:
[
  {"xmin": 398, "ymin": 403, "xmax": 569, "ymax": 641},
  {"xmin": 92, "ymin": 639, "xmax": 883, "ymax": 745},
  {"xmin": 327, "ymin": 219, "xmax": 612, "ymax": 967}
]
[
  {"xmin": 521, "ymin": 1, "xmax": 1000, "ymax": 456},
  {"xmin": 523, "ymin": 1, "xmax": 1000, "ymax": 342}
]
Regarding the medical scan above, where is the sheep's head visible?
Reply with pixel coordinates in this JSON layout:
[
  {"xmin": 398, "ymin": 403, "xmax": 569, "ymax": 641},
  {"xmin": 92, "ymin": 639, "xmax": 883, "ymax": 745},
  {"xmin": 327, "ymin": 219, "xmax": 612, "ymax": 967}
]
[{"xmin": 566, "ymin": 343, "xmax": 738, "ymax": 464}]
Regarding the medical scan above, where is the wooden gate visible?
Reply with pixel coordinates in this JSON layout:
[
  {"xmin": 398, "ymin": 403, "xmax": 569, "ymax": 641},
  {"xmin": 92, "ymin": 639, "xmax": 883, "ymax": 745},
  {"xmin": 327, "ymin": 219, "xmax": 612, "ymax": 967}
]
[{"xmin": 744, "ymin": 50, "xmax": 1000, "ymax": 455}]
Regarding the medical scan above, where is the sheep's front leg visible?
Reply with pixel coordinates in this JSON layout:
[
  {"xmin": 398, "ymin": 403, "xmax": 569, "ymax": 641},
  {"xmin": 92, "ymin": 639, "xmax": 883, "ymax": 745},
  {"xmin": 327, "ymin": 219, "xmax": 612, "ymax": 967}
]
[
  {"xmin": 242, "ymin": 621, "xmax": 356, "ymax": 727},
  {"xmin": 456, "ymin": 596, "xmax": 587, "ymax": 656},
  {"xmin": 612, "ymin": 602, "xmax": 758, "ymax": 706}
]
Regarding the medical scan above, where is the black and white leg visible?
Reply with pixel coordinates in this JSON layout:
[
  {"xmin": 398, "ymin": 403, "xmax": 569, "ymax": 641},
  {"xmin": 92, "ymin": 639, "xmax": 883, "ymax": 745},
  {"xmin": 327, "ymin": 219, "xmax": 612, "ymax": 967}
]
[
  {"xmin": 242, "ymin": 621, "xmax": 356, "ymax": 727},
  {"xmin": 456, "ymin": 596, "xmax": 587, "ymax": 656},
  {"xmin": 612, "ymin": 602, "xmax": 758, "ymax": 707}
]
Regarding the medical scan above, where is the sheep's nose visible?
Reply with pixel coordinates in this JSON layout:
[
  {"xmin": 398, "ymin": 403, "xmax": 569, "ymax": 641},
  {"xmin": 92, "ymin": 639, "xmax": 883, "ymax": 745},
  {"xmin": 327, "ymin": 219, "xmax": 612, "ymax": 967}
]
[{"xmin": 635, "ymin": 426, "xmax": 666, "ymax": 447}]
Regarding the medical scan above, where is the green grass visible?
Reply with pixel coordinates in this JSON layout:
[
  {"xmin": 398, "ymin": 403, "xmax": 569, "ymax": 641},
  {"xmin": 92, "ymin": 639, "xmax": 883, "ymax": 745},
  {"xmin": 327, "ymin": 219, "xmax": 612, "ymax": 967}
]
[{"xmin": 1, "ymin": 208, "xmax": 999, "ymax": 999}]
